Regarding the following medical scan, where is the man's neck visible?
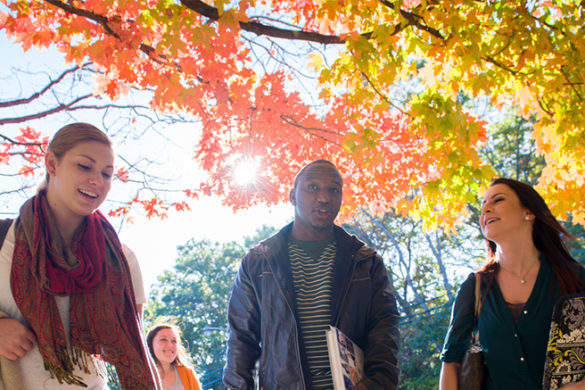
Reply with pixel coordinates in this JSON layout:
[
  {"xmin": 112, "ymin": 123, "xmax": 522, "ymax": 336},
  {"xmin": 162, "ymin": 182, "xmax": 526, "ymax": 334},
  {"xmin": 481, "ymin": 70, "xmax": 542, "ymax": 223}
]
[{"xmin": 290, "ymin": 224, "xmax": 334, "ymax": 241}]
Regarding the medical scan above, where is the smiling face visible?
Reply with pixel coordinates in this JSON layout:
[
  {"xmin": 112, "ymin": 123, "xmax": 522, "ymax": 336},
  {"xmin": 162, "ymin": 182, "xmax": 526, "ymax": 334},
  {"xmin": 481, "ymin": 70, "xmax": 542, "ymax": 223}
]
[
  {"xmin": 480, "ymin": 183, "xmax": 533, "ymax": 244},
  {"xmin": 290, "ymin": 162, "xmax": 342, "ymax": 241},
  {"xmin": 152, "ymin": 327, "xmax": 179, "ymax": 366},
  {"xmin": 45, "ymin": 140, "xmax": 114, "ymax": 228}
]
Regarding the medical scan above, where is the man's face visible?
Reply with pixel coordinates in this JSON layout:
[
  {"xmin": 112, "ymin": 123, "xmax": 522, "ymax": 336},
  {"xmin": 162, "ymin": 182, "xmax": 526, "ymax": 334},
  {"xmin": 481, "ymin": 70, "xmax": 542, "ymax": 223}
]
[{"xmin": 290, "ymin": 162, "xmax": 342, "ymax": 240}]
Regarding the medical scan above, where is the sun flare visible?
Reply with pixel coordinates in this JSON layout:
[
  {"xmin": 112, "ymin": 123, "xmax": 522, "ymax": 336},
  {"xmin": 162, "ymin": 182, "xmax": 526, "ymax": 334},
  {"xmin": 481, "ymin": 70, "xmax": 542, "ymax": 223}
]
[{"xmin": 233, "ymin": 160, "xmax": 259, "ymax": 186}]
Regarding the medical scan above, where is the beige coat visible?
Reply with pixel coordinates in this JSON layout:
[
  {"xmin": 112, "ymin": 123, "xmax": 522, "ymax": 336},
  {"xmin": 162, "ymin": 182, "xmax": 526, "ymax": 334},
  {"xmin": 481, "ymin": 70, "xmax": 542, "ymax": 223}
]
[{"xmin": 0, "ymin": 310, "xmax": 25, "ymax": 390}]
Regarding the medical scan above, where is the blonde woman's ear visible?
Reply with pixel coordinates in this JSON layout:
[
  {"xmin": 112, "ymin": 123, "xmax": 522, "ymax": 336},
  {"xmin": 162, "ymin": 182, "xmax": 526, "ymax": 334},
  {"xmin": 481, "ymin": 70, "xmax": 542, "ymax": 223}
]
[{"xmin": 45, "ymin": 152, "xmax": 57, "ymax": 176}]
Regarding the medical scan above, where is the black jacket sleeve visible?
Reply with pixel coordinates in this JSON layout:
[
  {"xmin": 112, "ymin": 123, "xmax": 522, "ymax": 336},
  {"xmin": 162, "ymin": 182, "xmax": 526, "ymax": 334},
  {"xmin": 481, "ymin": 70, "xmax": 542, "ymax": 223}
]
[
  {"xmin": 222, "ymin": 253, "xmax": 261, "ymax": 389},
  {"xmin": 360, "ymin": 254, "xmax": 401, "ymax": 389}
]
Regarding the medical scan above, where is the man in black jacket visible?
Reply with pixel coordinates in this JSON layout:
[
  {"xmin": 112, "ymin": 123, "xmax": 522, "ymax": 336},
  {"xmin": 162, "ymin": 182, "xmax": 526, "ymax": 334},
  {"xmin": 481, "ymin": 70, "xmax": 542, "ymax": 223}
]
[{"xmin": 223, "ymin": 160, "xmax": 400, "ymax": 389}]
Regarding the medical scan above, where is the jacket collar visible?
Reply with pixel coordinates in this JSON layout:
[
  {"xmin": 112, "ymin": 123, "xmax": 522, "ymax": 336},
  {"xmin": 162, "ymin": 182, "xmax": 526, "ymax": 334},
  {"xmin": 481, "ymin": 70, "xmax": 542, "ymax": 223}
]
[{"xmin": 253, "ymin": 222, "xmax": 372, "ymax": 322}]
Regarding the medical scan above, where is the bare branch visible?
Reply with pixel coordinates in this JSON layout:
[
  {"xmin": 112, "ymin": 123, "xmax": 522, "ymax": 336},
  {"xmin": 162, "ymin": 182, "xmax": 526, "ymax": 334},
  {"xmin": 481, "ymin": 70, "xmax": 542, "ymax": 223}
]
[
  {"xmin": 360, "ymin": 208, "xmax": 430, "ymax": 313},
  {"xmin": 0, "ymin": 63, "xmax": 90, "ymax": 108},
  {"xmin": 0, "ymin": 133, "xmax": 45, "ymax": 147},
  {"xmin": 0, "ymin": 94, "xmax": 93, "ymax": 125}
]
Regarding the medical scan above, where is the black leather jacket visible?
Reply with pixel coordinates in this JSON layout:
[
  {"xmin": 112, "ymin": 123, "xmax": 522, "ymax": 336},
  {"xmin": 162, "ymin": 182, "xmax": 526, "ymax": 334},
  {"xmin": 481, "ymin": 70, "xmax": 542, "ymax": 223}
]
[{"xmin": 223, "ymin": 223, "xmax": 400, "ymax": 389}]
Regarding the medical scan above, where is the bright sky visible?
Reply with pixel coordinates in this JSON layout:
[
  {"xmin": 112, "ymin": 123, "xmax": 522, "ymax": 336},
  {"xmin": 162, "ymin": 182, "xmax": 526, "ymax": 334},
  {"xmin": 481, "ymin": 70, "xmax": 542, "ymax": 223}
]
[{"xmin": 0, "ymin": 33, "xmax": 293, "ymax": 290}]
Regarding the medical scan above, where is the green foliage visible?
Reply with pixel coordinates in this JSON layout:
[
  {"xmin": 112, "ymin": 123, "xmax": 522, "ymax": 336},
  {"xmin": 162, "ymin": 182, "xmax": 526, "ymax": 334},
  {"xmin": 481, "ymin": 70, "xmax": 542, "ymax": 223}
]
[
  {"xmin": 565, "ymin": 221, "xmax": 585, "ymax": 265},
  {"xmin": 145, "ymin": 226, "xmax": 276, "ymax": 389},
  {"xmin": 343, "ymin": 211, "xmax": 475, "ymax": 388},
  {"xmin": 146, "ymin": 238, "xmax": 241, "ymax": 388},
  {"xmin": 398, "ymin": 304, "xmax": 451, "ymax": 390},
  {"xmin": 479, "ymin": 113, "xmax": 545, "ymax": 185}
]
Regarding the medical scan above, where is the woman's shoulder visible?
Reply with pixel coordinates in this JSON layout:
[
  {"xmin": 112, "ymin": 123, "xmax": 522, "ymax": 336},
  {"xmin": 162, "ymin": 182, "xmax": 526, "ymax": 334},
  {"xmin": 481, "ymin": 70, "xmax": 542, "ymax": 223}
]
[
  {"xmin": 176, "ymin": 365, "xmax": 201, "ymax": 390},
  {"xmin": 458, "ymin": 271, "xmax": 478, "ymax": 291}
]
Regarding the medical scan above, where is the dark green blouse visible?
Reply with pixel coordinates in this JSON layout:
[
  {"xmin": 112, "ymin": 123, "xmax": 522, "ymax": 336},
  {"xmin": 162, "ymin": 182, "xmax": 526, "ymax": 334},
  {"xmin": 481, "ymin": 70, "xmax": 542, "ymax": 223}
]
[{"xmin": 441, "ymin": 256, "xmax": 585, "ymax": 390}]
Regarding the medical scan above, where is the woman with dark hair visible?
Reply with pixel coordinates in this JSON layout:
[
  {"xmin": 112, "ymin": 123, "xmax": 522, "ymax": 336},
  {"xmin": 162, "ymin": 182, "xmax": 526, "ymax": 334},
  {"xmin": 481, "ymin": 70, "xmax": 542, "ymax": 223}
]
[
  {"xmin": 147, "ymin": 323, "xmax": 201, "ymax": 390},
  {"xmin": 439, "ymin": 178, "xmax": 585, "ymax": 390},
  {"xmin": 0, "ymin": 123, "xmax": 159, "ymax": 389}
]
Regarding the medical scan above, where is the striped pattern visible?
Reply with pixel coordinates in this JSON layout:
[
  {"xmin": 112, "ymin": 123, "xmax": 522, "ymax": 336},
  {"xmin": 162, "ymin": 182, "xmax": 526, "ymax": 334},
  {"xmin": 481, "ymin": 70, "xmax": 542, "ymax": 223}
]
[{"xmin": 289, "ymin": 241, "xmax": 336, "ymax": 389}]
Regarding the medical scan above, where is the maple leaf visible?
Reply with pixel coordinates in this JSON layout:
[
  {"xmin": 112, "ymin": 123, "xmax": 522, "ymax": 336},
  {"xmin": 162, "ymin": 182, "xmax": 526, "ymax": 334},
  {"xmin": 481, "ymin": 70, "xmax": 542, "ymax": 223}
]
[
  {"xmin": 2, "ymin": 0, "xmax": 584, "ymax": 230},
  {"xmin": 115, "ymin": 167, "xmax": 130, "ymax": 182}
]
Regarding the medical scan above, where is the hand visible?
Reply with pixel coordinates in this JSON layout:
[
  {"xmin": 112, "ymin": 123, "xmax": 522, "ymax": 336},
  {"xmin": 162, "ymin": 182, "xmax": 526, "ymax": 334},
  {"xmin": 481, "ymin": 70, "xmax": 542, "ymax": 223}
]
[
  {"xmin": 0, "ymin": 318, "xmax": 36, "ymax": 360},
  {"xmin": 558, "ymin": 381, "xmax": 585, "ymax": 390}
]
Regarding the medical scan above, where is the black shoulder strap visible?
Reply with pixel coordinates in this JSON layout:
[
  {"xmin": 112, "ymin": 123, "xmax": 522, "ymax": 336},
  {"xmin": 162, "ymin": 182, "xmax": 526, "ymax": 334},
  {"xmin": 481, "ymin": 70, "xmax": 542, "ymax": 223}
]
[{"xmin": 0, "ymin": 218, "xmax": 13, "ymax": 248}]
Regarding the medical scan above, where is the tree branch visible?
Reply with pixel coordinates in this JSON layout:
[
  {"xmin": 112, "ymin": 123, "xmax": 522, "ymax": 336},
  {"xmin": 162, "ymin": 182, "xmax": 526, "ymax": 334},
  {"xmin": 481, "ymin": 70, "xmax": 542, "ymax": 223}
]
[
  {"xmin": 377, "ymin": 0, "xmax": 444, "ymax": 40},
  {"xmin": 45, "ymin": 0, "xmax": 120, "ymax": 38},
  {"xmin": 0, "ymin": 133, "xmax": 45, "ymax": 147},
  {"xmin": 0, "ymin": 63, "xmax": 90, "ymax": 108},
  {"xmin": 561, "ymin": 65, "xmax": 584, "ymax": 102},
  {"xmin": 360, "ymin": 71, "xmax": 407, "ymax": 115},
  {"xmin": 180, "ymin": 0, "xmax": 344, "ymax": 44},
  {"xmin": 360, "ymin": 208, "xmax": 430, "ymax": 313},
  {"xmin": 279, "ymin": 114, "xmax": 340, "ymax": 144},
  {"xmin": 0, "ymin": 94, "xmax": 93, "ymax": 125},
  {"xmin": 44, "ymin": 0, "xmax": 173, "ymax": 65},
  {"xmin": 424, "ymin": 232, "xmax": 453, "ymax": 300}
]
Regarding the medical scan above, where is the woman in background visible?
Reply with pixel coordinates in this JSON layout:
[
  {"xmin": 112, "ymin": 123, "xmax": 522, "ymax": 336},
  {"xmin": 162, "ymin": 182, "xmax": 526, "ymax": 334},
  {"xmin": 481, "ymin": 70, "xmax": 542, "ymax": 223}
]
[
  {"xmin": 147, "ymin": 323, "xmax": 201, "ymax": 390},
  {"xmin": 440, "ymin": 178, "xmax": 585, "ymax": 390},
  {"xmin": 0, "ymin": 123, "xmax": 159, "ymax": 389}
]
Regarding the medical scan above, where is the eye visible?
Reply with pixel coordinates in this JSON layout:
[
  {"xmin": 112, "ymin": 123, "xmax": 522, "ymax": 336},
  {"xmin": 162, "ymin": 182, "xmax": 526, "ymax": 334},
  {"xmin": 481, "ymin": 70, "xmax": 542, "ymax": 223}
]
[
  {"xmin": 307, "ymin": 183, "xmax": 318, "ymax": 191},
  {"xmin": 330, "ymin": 187, "xmax": 341, "ymax": 194},
  {"xmin": 102, "ymin": 171, "xmax": 112, "ymax": 180},
  {"xmin": 77, "ymin": 163, "xmax": 90, "ymax": 171},
  {"xmin": 494, "ymin": 197, "xmax": 504, "ymax": 203}
]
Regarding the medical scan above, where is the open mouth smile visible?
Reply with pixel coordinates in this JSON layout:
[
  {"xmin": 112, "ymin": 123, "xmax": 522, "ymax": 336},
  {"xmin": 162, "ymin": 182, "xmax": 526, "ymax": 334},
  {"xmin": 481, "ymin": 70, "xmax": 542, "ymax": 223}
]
[
  {"xmin": 484, "ymin": 217, "xmax": 498, "ymax": 227},
  {"xmin": 79, "ymin": 189, "xmax": 98, "ymax": 199}
]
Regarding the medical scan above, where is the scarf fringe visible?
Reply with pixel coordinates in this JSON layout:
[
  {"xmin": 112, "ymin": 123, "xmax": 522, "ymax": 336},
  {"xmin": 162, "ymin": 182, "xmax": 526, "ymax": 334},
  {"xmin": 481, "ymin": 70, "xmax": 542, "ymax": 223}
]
[{"xmin": 44, "ymin": 346, "xmax": 91, "ymax": 387}]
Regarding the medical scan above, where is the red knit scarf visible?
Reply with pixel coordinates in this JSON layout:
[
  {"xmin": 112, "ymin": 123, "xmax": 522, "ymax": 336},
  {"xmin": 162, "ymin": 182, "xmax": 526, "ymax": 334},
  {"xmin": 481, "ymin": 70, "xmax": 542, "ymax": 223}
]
[{"xmin": 11, "ymin": 191, "xmax": 160, "ymax": 389}]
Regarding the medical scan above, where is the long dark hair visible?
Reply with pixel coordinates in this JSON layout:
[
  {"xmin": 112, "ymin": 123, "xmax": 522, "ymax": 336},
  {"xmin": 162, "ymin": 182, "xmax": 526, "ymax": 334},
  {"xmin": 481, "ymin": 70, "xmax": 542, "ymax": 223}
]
[
  {"xmin": 146, "ymin": 323, "xmax": 192, "ymax": 368},
  {"xmin": 480, "ymin": 178, "xmax": 583, "ymax": 294}
]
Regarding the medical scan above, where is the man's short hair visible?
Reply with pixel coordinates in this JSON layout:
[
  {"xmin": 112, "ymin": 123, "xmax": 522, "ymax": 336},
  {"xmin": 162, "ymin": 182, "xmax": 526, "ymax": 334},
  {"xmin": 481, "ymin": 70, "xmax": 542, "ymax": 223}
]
[{"xmin": 292, "ymin": 160, "xmax": 341, "ymax": 191}]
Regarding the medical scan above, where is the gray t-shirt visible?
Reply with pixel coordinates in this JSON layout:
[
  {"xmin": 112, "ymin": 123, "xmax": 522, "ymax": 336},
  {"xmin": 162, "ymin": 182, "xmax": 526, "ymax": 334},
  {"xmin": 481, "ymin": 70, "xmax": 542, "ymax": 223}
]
[{"xmin": 164, "ymin": 366, "xmax": 186, "ymax": 390}]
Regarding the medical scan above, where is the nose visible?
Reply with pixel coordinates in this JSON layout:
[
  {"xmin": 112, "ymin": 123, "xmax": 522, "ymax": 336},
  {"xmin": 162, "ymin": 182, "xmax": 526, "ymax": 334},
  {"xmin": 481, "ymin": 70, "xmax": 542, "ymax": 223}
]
[
  {"xmin": 316, "ymin": 189, "xmax": 330, "ymax": 203},
  {"xmin": 89, "ymin": 173, "xmax": 102, "ymax": 186}
]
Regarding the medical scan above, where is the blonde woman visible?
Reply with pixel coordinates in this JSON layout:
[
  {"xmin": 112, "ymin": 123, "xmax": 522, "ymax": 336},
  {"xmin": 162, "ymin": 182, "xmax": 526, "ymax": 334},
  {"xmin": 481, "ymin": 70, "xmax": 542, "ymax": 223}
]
[{"xmin": 0, "ymin": 123, "xmax": 159, "ymax": 389}]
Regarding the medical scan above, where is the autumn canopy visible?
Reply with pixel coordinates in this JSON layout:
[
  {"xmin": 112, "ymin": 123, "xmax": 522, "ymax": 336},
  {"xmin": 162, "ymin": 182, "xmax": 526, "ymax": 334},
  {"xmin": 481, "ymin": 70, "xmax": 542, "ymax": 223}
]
[{"xmin": 1, "ymin": 0, "xmax": 584, "ymax": 228}]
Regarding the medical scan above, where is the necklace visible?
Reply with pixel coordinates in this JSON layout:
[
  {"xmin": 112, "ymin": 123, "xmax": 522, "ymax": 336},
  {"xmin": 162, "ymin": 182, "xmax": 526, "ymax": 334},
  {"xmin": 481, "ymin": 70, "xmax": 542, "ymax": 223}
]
[{"xmin": 498, "ymin": 261, "xmax": 539, "ymax": 284}]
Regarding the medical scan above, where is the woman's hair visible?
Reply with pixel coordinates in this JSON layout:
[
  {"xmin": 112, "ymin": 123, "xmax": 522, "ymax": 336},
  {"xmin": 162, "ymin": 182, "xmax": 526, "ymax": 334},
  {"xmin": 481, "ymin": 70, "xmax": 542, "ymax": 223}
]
[
  {"xmin": 42, "ymin": 122, "xmax": 112, "ymax": 186},
  {"xmin": 146, "ymin": 323, "xmax": 192, "ymax": 368},
  {"xmin": 480, "ymin": 177, "xmax": 583, "ymax": 294}
]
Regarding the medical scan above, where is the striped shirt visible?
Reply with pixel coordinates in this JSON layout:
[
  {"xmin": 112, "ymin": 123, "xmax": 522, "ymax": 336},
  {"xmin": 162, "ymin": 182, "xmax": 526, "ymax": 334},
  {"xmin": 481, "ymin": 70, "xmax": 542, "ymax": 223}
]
[{"xmin": 289, "ymin": 240, "xmax": 336, "ymax": 389}]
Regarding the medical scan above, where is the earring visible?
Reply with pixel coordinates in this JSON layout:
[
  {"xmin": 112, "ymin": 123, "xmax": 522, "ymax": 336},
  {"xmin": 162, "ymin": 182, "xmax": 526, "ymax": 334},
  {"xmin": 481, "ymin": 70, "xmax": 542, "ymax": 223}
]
[{"xmin": 525, "ymin": 215, "xmax": 530, "ymax": 221}]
